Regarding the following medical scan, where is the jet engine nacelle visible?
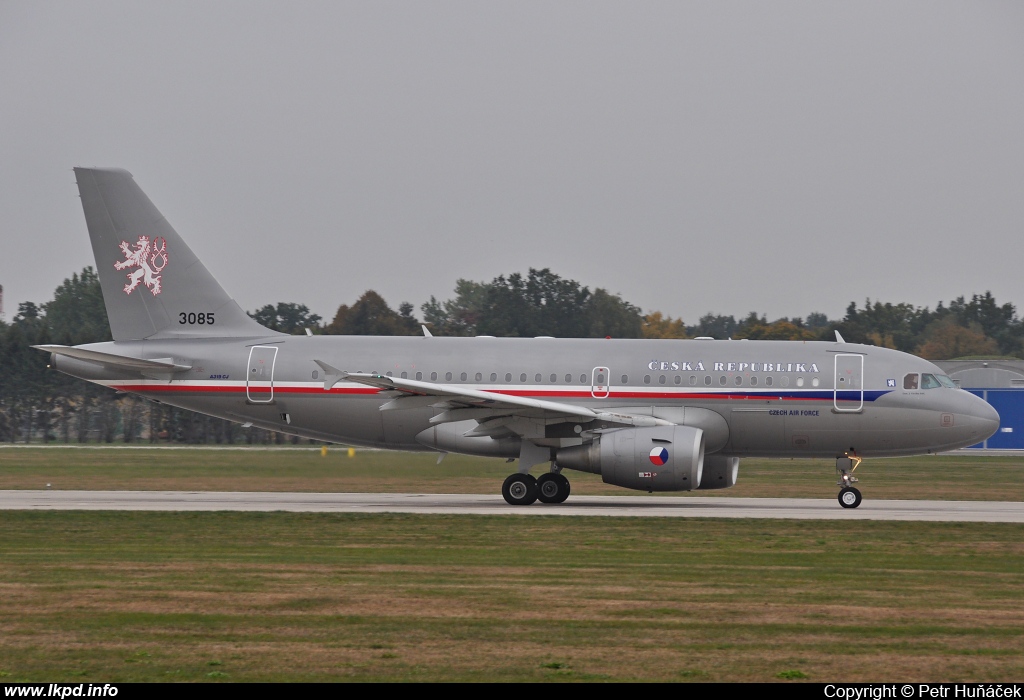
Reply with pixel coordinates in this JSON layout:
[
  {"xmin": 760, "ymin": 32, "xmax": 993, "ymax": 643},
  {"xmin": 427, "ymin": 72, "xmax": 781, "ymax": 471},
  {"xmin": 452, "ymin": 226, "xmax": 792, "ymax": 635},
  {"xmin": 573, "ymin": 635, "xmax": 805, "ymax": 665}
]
[
  {"xmin": 694, "ymin": 455, "xmax": 739, "ymax": 490},
  {"xmin": 555, "ymin": 425, "xmax": 705, "ymax": 491}
]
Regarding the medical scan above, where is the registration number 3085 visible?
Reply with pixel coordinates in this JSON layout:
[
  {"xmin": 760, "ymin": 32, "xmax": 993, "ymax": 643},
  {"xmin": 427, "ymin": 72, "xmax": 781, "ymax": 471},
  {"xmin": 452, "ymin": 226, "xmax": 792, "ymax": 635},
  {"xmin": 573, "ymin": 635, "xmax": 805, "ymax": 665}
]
[{"xmin": 179, "ymin": 312, "xmax": 215, "ymax": 325}]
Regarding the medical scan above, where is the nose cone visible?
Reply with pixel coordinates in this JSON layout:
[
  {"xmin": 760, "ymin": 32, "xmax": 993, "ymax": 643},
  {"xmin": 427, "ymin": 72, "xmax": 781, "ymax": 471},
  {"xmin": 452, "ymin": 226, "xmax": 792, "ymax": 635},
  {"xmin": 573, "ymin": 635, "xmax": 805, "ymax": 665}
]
[{"xmin": 963, "ymin": 392, "xmax": 1001, "ymax": 446}]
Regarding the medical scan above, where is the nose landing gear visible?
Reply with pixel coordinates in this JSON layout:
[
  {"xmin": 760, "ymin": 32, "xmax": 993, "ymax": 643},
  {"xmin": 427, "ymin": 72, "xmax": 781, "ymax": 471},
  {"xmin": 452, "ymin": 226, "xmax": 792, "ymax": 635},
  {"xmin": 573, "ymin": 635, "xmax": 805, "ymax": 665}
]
[{"xmin": 836, "ymin": 453, "xmax": 862, "ymax": 509}]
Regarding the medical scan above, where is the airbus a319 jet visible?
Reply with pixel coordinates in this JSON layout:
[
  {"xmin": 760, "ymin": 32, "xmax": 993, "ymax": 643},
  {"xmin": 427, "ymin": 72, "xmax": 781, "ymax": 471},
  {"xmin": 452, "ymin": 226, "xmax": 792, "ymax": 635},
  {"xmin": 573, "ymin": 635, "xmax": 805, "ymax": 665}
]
[{"xmin": 36, "ymin": 168, "xmax": 1000, "ymax": 508}]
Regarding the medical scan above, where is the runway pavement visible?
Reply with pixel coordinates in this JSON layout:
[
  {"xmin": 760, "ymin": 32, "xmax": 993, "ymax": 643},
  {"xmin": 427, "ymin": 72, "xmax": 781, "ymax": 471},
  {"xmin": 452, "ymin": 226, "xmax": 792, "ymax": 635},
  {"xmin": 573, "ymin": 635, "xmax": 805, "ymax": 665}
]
[{"xmin": 2, "ymin": 490, "xmax": 1024, "ymax": 522}]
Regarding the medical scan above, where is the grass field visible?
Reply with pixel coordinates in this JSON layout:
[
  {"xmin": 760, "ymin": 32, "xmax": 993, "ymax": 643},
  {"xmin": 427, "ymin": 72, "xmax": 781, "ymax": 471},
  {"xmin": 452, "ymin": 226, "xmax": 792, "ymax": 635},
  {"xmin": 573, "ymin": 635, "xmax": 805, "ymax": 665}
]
[
  {"xmin": 1, "ymin": 511, "xmax": 1023, "ymax": 682},
  {"xmin": 1, "ymin": 447, "xmax": 1023, "ymax": 682},
  {"xmin": 1, "ymin": 446, "xmax": 1023, "ymax": 501}
]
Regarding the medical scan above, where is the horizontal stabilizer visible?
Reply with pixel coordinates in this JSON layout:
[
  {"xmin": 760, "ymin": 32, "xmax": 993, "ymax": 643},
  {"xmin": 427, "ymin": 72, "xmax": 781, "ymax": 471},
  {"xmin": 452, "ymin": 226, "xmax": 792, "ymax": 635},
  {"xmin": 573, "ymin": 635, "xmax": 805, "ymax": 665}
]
[{"xmin": 33, "ymin": 345, "xmax": 192, "ymax": 374}]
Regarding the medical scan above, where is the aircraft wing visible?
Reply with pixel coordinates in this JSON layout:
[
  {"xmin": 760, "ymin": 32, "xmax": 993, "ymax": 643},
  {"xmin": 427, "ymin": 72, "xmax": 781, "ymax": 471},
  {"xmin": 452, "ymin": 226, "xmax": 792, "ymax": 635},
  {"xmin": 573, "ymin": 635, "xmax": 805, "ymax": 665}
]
[{"xmin": 334, "ymin": 370, "xmax": 672, "ymax": 429}]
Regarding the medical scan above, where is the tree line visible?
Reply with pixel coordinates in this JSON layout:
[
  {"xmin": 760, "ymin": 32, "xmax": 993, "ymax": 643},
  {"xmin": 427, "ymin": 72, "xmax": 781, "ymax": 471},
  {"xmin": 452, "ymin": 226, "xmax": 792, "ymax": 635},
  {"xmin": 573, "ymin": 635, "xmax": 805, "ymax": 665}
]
[{"xmin": 2, "ymin": 265, "xmax": 1022, "ymax": 443}]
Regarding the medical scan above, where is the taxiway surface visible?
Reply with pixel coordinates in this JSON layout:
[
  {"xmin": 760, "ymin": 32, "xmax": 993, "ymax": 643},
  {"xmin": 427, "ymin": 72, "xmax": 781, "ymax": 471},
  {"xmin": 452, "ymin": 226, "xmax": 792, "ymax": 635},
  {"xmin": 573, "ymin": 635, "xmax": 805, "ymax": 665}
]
[{"xmin": 2, "ymin": 490, "xmax": 1023, "ymax": 522}]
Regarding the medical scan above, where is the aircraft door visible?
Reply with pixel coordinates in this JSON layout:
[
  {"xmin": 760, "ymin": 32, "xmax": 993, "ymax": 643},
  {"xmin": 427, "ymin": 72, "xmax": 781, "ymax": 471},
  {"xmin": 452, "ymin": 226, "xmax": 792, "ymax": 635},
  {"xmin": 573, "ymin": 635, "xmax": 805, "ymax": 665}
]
[
  {"xmin": 834, "ymin": 353, "xmax": 864, "ymax": 412},
  {"xmin": 247, "ymin": 346, "xmax": 278, "ymax": 403},
  {"xmin": 592, "ymin": 366, "xmax": 610, "ymax": 399}
]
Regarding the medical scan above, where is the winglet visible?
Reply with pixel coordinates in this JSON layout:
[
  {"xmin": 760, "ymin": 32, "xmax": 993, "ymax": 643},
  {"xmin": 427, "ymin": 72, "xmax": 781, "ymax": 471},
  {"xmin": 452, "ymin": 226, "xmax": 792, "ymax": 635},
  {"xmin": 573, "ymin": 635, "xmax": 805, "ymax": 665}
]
[
  {"xmin": 422, "ymin": 325, "xmax": 433, "ymax": 338},
  {"xmin": 313, "ymin": 359, "xmax": 347, "ymax": 390},
  {"xmin": 835, "ymin": 330, "xmax": 846, "ymax": 343}
]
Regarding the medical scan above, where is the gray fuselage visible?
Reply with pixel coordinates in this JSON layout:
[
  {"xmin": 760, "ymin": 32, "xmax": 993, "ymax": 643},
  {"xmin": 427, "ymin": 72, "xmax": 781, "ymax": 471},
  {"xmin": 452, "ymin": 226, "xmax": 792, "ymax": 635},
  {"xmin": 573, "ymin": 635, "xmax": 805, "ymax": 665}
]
[{"xmin": 54, "ymin": 335, "xmax": 1000, "ymax": 459}]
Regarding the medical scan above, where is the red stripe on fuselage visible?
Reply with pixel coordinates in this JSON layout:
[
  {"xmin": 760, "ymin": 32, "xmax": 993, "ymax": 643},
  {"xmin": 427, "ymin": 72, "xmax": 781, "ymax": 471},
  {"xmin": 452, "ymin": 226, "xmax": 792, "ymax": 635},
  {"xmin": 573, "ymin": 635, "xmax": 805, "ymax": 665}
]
[{"xmin": 107, "ymin": 383, "xmax": 837, "ymax": 402}]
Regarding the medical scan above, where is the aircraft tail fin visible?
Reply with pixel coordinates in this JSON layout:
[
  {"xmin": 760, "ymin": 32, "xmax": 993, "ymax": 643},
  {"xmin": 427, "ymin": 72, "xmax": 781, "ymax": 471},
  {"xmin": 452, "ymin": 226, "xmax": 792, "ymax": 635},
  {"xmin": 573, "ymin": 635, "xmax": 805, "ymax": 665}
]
[{"xmin": 73, "ymin": 167, "xmax": 274, "ymax": 341}]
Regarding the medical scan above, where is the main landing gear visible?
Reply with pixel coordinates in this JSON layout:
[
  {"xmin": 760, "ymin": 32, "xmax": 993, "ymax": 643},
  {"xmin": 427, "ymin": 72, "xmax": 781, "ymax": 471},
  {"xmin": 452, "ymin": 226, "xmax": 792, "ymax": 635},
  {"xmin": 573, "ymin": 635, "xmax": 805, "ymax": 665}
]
[
  {"xmin": 836, "ymin": 453, "xmax": 862, "ymax": 509},
  {"xmin": 501, "ymin": 471, "xmax": 570, "ymax": 506}
]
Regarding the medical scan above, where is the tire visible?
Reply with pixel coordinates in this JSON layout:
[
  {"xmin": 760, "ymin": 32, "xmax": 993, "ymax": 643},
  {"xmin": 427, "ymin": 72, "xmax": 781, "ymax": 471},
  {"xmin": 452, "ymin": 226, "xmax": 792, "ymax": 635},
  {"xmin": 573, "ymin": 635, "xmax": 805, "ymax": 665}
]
[
  {"xmin": 537, "ymin": 473, "xmax": 570, "ymax": 504},
  {"xmin": 552, "ymin": 473, "xmax": 570, "ymax": 503},
  {"xmin": 838, "ymin": 486, "xmax": 862, "ymax": 509},
  {"xmin": 502, "ymin": 473, "xmax": 538, "ymax": 506}
]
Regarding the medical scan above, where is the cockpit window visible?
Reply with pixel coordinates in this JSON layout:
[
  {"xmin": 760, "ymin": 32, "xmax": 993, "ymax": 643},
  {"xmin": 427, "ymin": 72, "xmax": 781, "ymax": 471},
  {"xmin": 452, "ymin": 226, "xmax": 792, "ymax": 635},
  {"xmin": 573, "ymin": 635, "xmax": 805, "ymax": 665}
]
[
  {"xmin": 937, "ymin": 374, "xmax": 957, "ymax": 389},
  {"xmin": 921, "ymin": 373, "xmax": 942, "ymax": 389},
  {"xmin": 903, "ymin": 373, "xmax": 919, "ymax": 390}
]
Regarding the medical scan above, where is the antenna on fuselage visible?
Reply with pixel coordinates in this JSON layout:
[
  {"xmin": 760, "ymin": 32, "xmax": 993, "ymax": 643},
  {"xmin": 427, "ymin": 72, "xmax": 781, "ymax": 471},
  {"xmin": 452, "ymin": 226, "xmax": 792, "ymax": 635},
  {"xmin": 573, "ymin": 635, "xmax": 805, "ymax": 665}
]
[
  {"xmin": 835, "ymin": 330, "xmax": 846, "ymax": 343},
  {"xmin": 422, "ymin": 325, "xmax": 433, "ymax": 338}
]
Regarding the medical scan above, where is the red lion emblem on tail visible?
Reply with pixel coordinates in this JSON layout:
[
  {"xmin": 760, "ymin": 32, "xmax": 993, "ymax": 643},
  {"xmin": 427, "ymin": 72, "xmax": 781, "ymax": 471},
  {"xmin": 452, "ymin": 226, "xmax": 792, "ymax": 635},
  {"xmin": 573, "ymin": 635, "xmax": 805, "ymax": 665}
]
[{"xmin": 114, "ymin": 235, "xmax": 169, "ymax": 296}]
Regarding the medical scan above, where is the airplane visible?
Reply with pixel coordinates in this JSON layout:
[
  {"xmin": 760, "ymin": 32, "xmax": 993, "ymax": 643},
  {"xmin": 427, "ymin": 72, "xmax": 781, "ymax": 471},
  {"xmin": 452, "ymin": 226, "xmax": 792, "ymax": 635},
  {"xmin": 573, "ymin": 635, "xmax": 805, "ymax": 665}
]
[{"xmin": 35, "ymin": 167, "xmax": 1001, "ymax": 509}]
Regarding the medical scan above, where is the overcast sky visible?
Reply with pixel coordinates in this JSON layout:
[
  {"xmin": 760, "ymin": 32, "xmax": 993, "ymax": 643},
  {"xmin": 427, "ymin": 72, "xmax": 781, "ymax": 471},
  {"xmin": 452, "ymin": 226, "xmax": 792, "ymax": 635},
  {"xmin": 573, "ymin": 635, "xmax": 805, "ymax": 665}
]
[{"xmin": 2, "ymin": 1, "xmax": 1023, "ymax": 327}]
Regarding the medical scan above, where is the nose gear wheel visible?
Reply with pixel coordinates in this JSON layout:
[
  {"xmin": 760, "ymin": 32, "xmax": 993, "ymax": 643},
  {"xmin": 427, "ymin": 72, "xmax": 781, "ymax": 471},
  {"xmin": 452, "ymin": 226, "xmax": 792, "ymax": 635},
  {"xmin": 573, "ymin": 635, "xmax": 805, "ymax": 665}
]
[
  {"xmin": 836, "ymin": 455, "xmax": 863, "ymax": 508},
  {"xmin": 838, "ymin": 486, "xmax": 862, "ymax": 509}
]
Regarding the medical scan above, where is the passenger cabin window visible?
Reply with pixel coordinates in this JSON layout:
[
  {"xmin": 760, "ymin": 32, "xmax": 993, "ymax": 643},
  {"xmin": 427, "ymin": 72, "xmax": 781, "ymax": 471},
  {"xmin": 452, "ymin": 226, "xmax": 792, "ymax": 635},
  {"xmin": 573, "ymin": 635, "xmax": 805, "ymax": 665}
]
[
  {"xmin": 567, "ymin": 374, "xmax": 574, "ymax": 383},
  {"xmin": 446, "ymin": 372, "xmax": 453, "ymax": 381},
  {"xmin": 416, "ymin": 372, "xmax": 422, "ymax": 380},
  {"xmin": 520, "ymin": 373, "xmax": 527, "ymax": 382},
  {"xmin": 734, "ymin": 376, "xmax": 742, "ymax": 386},
  {"xmin": 431, "ymin": 372, "xmax": 437, "ymax": 381},
  {"xmin": 644, "ymin": 375, "xmax": 651, "ymax": 385},
  {"xmin": 921, "ymin": 373, "xmax": 942, "ymax": 389},
  {"xmin": 401, "ymin": 371, "xmax": 408, "ymax": 379},
  {"xmin": 750, "ymin": 376, "xmax": 758, "ymax": 386},
  {"xmin": 689, "ymin": 376, "xmax": 697, "ymax": 386},
  {"xmin": 704, "ymin": 376, "xmax": 712, "ymax": 386},
  {"xmin": 461, "ymin": 372, "xmax": 468, "ymax": 381},
  {"xmin": 719, "ymin": 376, "xmax": 727, "ymax": 386},
  {"xmin": 674, "ymin": 375, "xmax": 681, "ymax": 385},
  {"xmin": 535, "ymin": 373, "xmax": 542, "ymax": 382},
  {"xmin": 904, "ymin": 373, "xmax": 919, "ymax": 390},
  {"xmin": 505, "ymin": 373, "xmax": 512, "ymax": 382},
  {"xmin": 549, "ymin": 374, "xmax": 556, "ymax": 382},
  {"xmin": 474, "ymin": 372, "xmax": 482, "ymax": 382},
  {"xmin": 621, "ymin": 374, "xmax": 628, "ymax": 384},
  {"xmin": 580, "ymin": 374, "xmax": 586, "ymax": 383},
  {"xmin": 765, "ymin": 376, "xmax": 773, "ymax": 387},
  {"xmin": 659, "ymin": 375, "xmax": 666, "ymax": 385},
  {"xmin": 490, "ymin": 373, "xmax": 497, "ymax": 382}
]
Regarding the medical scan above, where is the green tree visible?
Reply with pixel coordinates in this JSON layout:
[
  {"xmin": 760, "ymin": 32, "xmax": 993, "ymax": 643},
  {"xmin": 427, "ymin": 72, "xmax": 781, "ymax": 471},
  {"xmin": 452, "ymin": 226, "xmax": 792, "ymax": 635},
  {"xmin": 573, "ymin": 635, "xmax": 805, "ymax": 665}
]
[
  {"xmin": 249, "ymin": 302, "xmax": 322, "ymax": 334},
  {"xmin": 736, "ymin": 317, "xmax": 817, "ymax": 341},
  {"xmin": 687, "ymin": 314, "xmax": 739, "ymax": 339},
  {"xmin": 642, "ymin": 311, "xmax": 688, "ymax": 339},
  {"xmin": 421, "ymin": 279, "xmax": 490, "ymax": 336},
  {"xmin": 947, "ymin": 292, "xmax": 1022, "ymax": 356},
  {"xmin": 915, "ymin": 318, "xmax": 1000, "ymax": 360},
  {"xmin": 476, "ymin": 269, "xmax": 591, "ymax": 337},
  {"xmin": 44, "ymin": 267, "xmax": 111, "ymax": 345},
  {"xmin": 325, "ymin": 291, "xmax": 419, "ymax": 335},
  {"xmin": 836, "ymin": 299, "xmax": 934, "ymax": 352},
  {"xmin": 584, "ymin": 289, "xmax": 643, "ymax": 338}
]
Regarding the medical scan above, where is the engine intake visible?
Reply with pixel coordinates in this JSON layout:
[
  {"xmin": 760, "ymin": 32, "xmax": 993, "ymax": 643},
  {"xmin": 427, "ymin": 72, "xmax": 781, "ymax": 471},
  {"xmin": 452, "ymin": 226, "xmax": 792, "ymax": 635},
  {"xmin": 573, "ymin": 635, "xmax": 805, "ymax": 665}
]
[{"xmin": 555, "ymin": 425, "xmax": 705, "ymax": 491}]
